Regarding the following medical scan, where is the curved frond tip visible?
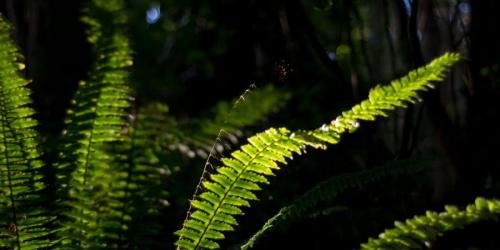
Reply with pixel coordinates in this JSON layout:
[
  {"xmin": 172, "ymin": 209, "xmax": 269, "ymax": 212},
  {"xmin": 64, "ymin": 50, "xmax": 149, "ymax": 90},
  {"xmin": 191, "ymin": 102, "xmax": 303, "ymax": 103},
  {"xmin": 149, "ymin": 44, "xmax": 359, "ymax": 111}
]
[{"xmin": 175, "ymin": 52, "xmax": 460, "ymax": 249}]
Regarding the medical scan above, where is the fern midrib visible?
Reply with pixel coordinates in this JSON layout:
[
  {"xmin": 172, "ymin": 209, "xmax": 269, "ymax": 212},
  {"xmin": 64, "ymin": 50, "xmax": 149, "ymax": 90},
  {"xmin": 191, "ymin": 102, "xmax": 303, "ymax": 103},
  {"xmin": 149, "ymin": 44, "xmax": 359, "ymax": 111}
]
[
  {"xmin": 80, "ymin": 25, "xmax": 117, "ymax": 189},
  {"xmin": 81, "ymin": 114, "xmax": 97, "ymax": 188},
  {"xmin": 79, "ymin": 34, "xmax": 115, "ymax": 205},
  {"xmin": 192, "ymin": 134, "xmax": 289, "ymax": 249},
  {"xmin": 0, "ymin": 103, "xmax": 22, "ymax": 249}
]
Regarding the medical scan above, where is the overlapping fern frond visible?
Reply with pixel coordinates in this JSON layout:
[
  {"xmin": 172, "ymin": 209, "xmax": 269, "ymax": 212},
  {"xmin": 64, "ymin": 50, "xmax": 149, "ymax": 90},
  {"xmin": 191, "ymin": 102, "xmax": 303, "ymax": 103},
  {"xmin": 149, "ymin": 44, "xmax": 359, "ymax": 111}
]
[
  {"xmin": 175, "ymin": 52, "xmax": 461, "ymax": 249},
  {"xmin": 361, "ymin": 197, "xmax": 500, "ymax": 249},
  {"xmin": 0, "ymin": 14, "xmax": 54, "ymax": 249},
  {"xmin": 110, "ymin": 103, "xmax": 178, "ymax": 249},
  {"xmin": 241, "ymin": 159, "xmax": 430, "ymax": 249},
  {"xmin": 113, "ymin": 85, "xmax": 289, "ymax": 247},
  {"xmin": 178, "ymin": 85, "xmax": 290, "ymax": 158},
  {"xmin": 55, "ymin": 0, "xmax": 133, "ymax": 247}
]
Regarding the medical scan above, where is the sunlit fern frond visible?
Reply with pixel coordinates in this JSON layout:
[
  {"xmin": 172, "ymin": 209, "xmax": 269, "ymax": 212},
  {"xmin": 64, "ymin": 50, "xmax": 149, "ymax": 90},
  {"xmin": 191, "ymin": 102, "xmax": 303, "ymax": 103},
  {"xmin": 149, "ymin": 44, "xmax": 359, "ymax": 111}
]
[
  {"xmin": 54, "ymin": 0, "xmax": 133, "ymax": 248},
  {"xmin": 175, "ymin": 53, "xmax": 461, "ymax": 249},
  {"xmin": 241, "ymin": 159, "xmax": 430, "ymax": 249},
  {"xmin": 0, "ymin": 14, "xmax": 55, "ymax": 249},
  {"xmin": 361, "ymin": 197, "xmax": 500, "ymax": 250}
]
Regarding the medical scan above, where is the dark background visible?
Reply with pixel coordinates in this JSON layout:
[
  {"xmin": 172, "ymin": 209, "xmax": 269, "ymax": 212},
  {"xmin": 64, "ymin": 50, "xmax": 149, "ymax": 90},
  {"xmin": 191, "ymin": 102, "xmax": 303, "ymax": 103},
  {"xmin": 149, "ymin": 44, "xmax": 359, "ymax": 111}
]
[{"xmin": 1, "ymin": 0, "xmax": 500, "ymax": 249}]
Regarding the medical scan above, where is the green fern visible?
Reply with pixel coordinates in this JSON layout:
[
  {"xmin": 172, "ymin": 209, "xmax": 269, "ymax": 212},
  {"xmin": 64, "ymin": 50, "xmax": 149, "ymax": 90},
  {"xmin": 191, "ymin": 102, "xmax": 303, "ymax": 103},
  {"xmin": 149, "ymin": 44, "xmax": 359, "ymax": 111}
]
[
  {"xmin": 241, "ymin": 159, "xmax": 430, "ymax": 249},
  {"xmin": 127, "ymin": 86, "xmax": 289, "ymax": 159},
  {"xmin": 112, "ymin": 84, "xmax": 289, "ymax": 247},
  {"xmin": 0, "ymin": 14, "xmax": 54, "ymax": 249},
  {"xmin": 54, "ymin": 0, "xmax": 133, "ymax": 248},
  {"xmin": 175, "ymin": 52, "xmax": 461, "ymax": 249},
  {"xmin": 361, "ymin": 197, "xmax": 500, "ymax": 249},
  {"xmin": 178, "ymin": 85, "xmax": 291, "ymax": 158},
  {"xmin": 110, "ymin": 103, "xmax": 178, "ymax": 249},
  {"xmin": 114, "ymin": 85, "xmax": 289, "ymax": 247}
]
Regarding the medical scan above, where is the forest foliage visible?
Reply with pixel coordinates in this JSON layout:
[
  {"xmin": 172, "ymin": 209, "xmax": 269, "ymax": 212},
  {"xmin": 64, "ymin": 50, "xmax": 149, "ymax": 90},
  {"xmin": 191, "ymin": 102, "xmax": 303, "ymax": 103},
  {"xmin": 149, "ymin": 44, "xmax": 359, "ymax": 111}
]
[{"xmin": 1, "ymin": 0, "xmax": 500, "ymax": 249}]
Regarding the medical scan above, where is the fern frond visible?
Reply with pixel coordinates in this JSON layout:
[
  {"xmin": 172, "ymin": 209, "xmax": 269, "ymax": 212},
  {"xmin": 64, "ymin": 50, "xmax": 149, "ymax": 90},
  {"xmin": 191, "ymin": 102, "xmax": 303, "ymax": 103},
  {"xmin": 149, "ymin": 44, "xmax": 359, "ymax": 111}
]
[
  {"xmin": 241, "ymin": 159, "xmax": 430, "ymax": 249},
  {"xmin": 54, "ymin": 0, "xmax": 133, "ymax": 247},
  {"xmin": 179, "ymin": 85, "xmax": 290, "ymax": 158},
  {"xmin": 175, "ymin": 52, "xmax": 460, "ymax": 249},
  {"xmin": 0, "ymin": 14, "xmax": 54, "ymax": 249},
  {"xmin": 111, "ymin": 103, "xmax": 178, "ymax": 249},
  {"xmin": 360, "ymin": 197, "xmax": 500, "ymax": 250}
]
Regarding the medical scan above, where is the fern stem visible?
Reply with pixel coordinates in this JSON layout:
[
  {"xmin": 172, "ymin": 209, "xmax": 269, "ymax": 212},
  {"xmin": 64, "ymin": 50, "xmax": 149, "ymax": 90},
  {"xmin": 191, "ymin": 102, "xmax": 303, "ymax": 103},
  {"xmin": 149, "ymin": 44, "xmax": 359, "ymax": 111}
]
[
  {"xmin": 81, "ymin": 120, "xmax": 98, "ymax": 188},
  {"xmin": 183, "ymin": 129, "xmax": 225, "ymax": 227}
]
